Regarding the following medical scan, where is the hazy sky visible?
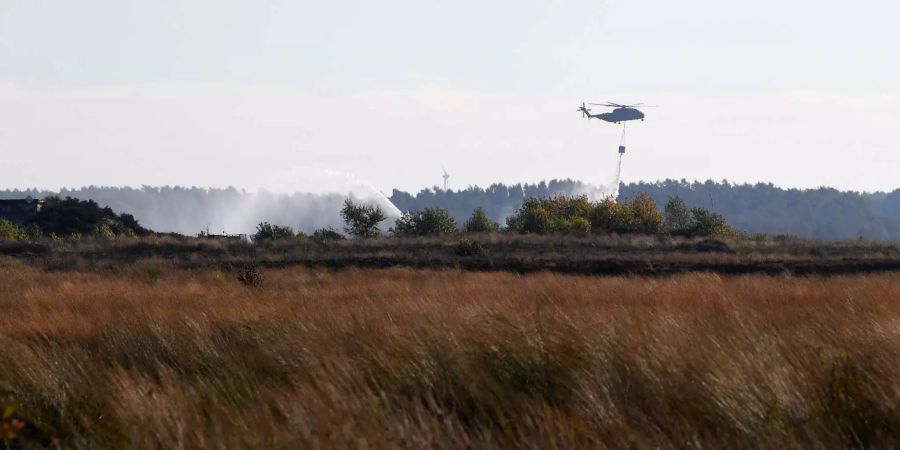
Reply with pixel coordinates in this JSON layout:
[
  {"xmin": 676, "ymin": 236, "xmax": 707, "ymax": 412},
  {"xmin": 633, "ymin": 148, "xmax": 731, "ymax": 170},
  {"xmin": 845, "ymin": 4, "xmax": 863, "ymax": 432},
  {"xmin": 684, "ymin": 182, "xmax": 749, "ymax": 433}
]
[{"xmin": 1, "ymin": 0, "xmax": 898, "ymax": 193}]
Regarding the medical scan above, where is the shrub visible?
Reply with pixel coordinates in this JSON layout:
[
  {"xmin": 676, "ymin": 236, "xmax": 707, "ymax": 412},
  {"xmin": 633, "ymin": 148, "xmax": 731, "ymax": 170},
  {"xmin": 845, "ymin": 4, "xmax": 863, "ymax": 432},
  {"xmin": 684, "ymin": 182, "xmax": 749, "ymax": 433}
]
[
  {"xmin": 689, "ymin": 207, "xmax": 735, "ymax": 238},
  {"xmin": 312, "ymin": 227, "xmax": 345, "ymax": 242},
  {"xmin": 237, "ymin": 263, "xmax": 264, "ymax": 287},
  {"xmin": 564, "ymin": 216, "xmax": 591, "ymax": 235},
  {"xmin": 22, "ymin": 223, "xmax": 43, "ymax": 241},
  {"xmin": 506, "ymin": 200, "xmax": 552, "ymax": 234},
  {"xmin": 94, "ymin": 223, "xmax": 116, "ymax": 240},
  {"xmin": 500, "ymin": 193, "xmax": 734, "ymax": 237},
  {"xmin": 625, "ymin": 193, "xmax": 664, "ymax": 235},
  {"xmin": 463, "ymin": 207, "xmax": 500, "ymax": 233},
  {"xmin": 119, "ymin": 213, "xmax": 142, "ymax": 232},
  {"xmin": 29, "ymin": 197, "xmax": 148, "ymax": 237},
  {"xmin": 393, "ymin": 207, "xmax": 458, "ymax": 237},
  {"xmin": 0, "ymin": 219, "xmax": 23, "ymax": 241},
  {"xmin": 587, "ymin": 195, "xmax": 664, "ymax": 235},
  {"xmin": 506, "ymin": 196, "xmax": 592, "ymax": 234},
  {"xmin": 664, "ymin": 196, "xmax": 692, "ymax": 235},
  {"xmin": 341, "ymin": 199, "xmax": 387, "ymax": 238},
  {"xmin": 588, "ymin": 198, "xmax": 629, "ymax": 233},
  {"xmin": 253, "ymin": 222, "xmax": 295, "ymax": 242},
  {"xmin": 455, "ymin": 238, "xmax": 488, "ymax": 257}
]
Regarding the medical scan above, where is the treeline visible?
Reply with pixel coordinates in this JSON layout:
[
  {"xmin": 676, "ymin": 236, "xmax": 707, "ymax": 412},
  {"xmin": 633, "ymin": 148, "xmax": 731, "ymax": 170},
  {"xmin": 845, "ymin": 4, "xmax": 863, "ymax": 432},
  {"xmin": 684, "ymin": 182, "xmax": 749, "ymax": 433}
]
[
  {"xmin": 248, "ymin": 195, "xmax": 732, "ymax": 244},
  {"xmin": 1, "ymin": 179, "xmax": 899, "ymax": 241},
  {"xmin": 389, "ymin": 179, "xmax": 602, "ymax": 227},
  {"xmin": 392, "ymin": 180, "xmax": 900, "ymax": 241},
  {"xmin": 619, "ymin": 180, "xmax": 900, "ymax": 241},
  {"xmin": 0, "ymin": 197, "xmax": 147, "ymax": 241}
]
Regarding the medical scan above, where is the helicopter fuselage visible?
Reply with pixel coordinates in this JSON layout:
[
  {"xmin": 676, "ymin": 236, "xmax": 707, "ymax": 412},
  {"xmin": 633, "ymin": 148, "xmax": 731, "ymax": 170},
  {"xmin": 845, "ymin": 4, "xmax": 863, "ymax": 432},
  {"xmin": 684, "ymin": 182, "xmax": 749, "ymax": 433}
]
[{"xmin": 594, "ymin": 107, "xmax": 644, "ymax": 123}]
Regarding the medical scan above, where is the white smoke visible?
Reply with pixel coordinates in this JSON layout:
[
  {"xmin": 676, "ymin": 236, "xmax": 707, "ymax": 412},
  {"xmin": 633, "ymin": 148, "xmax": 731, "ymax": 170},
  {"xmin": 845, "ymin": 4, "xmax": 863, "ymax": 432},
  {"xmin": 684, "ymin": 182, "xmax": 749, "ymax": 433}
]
[
  {"xmin": 210, "ymin": 167, "xmax": 402, "ymax": 235},
  {"xmin": 52, "ymin": 168, "xmax": 404, "ymax": 236},
  {"xmin": 609, "ymin": 153, "xmax": 624, "ymax": 199},
  {"xmin": 573, "ymin": 147, "xmax": 622, "ymax": 202},
  {"xmin": 210, "ymin": 192, "xmax": 400, "ymax": 236}
]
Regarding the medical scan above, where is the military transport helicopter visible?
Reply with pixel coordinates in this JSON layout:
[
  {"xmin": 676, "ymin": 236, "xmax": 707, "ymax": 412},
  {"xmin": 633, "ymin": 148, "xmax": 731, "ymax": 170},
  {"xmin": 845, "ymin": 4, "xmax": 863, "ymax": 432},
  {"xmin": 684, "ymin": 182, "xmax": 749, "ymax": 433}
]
[
  {"xmin": 577, "ymin": 102, "xmax": 653, "ymax": 124},
  {"xmin": 577, "ymin": 101, "xmax": 656, "ymax": 155}
]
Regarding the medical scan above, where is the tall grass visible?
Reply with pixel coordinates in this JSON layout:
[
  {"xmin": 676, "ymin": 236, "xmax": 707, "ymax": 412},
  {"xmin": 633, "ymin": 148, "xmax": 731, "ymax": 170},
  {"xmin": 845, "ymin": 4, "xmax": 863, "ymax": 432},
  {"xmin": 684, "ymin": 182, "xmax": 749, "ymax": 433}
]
[{"xmin": 1, "ymin": 259, "xmax": 899, "ymax": 448}]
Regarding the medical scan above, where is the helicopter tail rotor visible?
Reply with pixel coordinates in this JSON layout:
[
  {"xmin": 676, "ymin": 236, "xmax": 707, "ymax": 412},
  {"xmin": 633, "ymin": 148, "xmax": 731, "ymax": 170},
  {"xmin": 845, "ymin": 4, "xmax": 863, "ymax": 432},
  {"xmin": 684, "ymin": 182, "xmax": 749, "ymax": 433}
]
[{"xmin": 578, "ymin": 102, "xmax": 590, "ymax": 118}]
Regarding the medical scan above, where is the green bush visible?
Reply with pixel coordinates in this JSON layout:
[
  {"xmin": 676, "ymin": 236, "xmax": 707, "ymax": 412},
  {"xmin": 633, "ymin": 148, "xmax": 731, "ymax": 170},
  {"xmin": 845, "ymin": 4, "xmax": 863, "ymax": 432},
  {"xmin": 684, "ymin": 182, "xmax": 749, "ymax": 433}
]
[
  {"xmin": 588, "ymin": 198, "xmax": 629, "ymax": 233},
  {"xmin": 341, "ymin": 199, "xmax": 387, "ymax": 238},
  {"xmin": 0, "ymin": 219, "xmax": 23, "ymax": 241},
  {"xmin": 455, "ymin": 238, "xmax": 488, "ymax": 257},
  {"xmin": 505, "ymin": 201, "xmax": 553, "ymax": 234},
  {"xmin": 504, "ymin": 193, "xmax": 701, "ymax": 236},
  {"xmin": 22, "ymin": 223, "xmax": 43, "ymax": 241},
  {"xmin": 237, "ymin": 263, "xmax": 264, "ymax": 287},
  {"xmin": 463, "ymin": 207, "xmax": 500, "ymax": 233},
  {"xmin": 94, "ymin": 223, "xmax": 116, "ymax": 240},
  {"xmin": 506, "ymin": 196, "xmax": 593, "ymax": 234},
  {"xmin": 689, "ymin": 208, "xmax": 735, "ymax": 238},
  {"xmin": 625, "ymin": 193, "xmax": 664, "ymax": 235},
  {"xmin": 664, "ymin": 196, "xmax": 692, "ymax": 235},
  {"xmin": 564, "ymin": 216, "xmax": 591, "ymax": 235},
  {"xmin": 661, "ymin": 196, "xmax": 735, "ymax": 238},
  {"xmin": 393, "ymin": 207, "xmax": 457, "ymax": 237},
  {"xmin": 253, "ymin": 222, "xmax": 295, "ymax": 242},
  {"xmin": 312, "ymin": 227, "xmax": 345, "ymax": 242},
  {"xmin": 29, "ymin": 196, "xmax": 148, "ymax": 237},
  {"xmin": 0, "ymin": 221, "xmax": 42, "ymax": 241}
]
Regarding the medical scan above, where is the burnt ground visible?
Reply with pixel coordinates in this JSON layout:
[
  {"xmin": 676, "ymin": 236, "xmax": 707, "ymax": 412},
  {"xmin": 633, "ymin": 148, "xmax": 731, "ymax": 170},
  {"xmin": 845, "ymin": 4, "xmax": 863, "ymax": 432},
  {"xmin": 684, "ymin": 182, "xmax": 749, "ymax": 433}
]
[{"xmin": 2, "ymin": 233, "xmax": 899, "ymax": 276}]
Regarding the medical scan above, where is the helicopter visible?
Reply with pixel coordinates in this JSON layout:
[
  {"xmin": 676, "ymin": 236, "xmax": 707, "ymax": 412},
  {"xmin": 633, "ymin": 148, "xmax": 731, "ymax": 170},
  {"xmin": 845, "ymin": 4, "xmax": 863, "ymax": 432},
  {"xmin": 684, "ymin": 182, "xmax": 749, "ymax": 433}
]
[{"xmin": 577, "ymin": 102, "xmax": 653, "ymax": 124}]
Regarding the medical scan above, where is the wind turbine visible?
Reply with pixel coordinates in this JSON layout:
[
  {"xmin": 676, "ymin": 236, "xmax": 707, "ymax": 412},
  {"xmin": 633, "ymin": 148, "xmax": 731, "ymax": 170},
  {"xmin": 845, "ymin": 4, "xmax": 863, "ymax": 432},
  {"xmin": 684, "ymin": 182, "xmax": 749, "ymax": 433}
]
[{"xmin": 442, "ymin": 166, "xmax": 450, "ymax": 191}]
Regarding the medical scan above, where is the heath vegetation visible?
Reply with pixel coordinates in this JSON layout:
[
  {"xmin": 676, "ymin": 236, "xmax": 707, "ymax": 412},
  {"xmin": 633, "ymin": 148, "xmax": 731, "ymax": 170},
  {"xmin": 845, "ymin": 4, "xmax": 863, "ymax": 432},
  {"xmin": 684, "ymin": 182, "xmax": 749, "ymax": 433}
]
[{"xmin": 0, "ymin": 262, "xmax": 899, "ymax": 448}]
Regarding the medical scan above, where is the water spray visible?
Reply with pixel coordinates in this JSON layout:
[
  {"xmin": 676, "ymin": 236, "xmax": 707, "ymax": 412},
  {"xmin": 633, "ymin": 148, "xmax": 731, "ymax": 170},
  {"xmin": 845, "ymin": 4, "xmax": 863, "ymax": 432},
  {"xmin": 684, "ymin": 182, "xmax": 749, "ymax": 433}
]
[{"xmin": 610, "ymin": 122, "xmax": 627, "ymax": 198}]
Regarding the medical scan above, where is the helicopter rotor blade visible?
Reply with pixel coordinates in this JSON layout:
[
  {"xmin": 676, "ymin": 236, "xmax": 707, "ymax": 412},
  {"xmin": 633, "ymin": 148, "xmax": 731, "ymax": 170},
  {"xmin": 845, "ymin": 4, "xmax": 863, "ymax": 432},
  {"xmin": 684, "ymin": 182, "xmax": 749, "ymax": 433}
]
[{"xmin": 588, "ymin": 102, "xmax": 658, "ymax": 109}]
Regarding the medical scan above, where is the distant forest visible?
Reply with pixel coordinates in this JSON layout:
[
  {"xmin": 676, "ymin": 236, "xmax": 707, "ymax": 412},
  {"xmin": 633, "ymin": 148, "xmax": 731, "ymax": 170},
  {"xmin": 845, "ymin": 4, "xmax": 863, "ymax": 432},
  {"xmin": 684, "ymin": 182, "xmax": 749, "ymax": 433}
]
[
  {"xmin": 391, "ymin": 180, "xmax": 900, "ymax": 242},
  {"xmin": 1, "ymin": 180, "xmax": 899, "ymax": 241}
]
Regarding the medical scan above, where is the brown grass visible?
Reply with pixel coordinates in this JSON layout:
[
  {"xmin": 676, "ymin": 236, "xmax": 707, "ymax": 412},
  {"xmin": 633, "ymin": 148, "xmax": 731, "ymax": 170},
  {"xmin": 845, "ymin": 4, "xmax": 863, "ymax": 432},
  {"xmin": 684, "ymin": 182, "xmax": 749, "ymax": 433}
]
[{"xmin": 1, "ymin": 258, "xmax": 900, "ymax": 448}]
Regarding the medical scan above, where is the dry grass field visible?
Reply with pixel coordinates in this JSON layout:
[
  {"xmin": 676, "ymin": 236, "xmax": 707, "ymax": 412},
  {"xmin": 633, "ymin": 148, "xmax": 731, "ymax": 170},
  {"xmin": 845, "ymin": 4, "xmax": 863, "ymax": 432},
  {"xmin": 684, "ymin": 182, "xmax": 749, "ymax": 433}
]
[{"xmin": 2, "ymin": 258, "xmax": 900, "ymax": 448}]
